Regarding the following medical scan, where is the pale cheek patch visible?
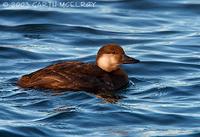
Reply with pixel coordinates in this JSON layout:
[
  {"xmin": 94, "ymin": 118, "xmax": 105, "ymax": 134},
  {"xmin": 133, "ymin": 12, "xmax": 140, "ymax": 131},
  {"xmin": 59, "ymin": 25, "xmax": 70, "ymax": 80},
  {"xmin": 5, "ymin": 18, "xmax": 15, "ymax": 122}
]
[
  {"xmin": 97, "ymin": 54, "xmax": 110, "ymax": 69},
  {"xmin": 110, "ymin": 56, "xmax": 118, "ymax": 65},
  {"xmin": 97, "ymin": 54, "xmax": 120, "ymax": 72}
]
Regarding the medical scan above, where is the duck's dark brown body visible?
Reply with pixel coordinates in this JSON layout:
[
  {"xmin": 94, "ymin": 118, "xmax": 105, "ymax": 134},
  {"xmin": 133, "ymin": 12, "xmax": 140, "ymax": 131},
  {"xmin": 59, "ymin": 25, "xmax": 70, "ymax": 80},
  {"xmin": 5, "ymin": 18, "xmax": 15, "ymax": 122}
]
[{"xmin": 17, "ymin": 61, "xmax": 129, "ymax": 93}]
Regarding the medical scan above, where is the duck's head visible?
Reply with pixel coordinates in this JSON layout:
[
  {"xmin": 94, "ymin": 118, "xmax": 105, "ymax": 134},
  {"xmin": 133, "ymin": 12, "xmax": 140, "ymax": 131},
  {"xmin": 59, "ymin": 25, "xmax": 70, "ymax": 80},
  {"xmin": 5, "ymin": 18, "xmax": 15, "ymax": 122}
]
[{"xmin": 96, "ymin": 43, "xmax": 140, "ymax": 72}]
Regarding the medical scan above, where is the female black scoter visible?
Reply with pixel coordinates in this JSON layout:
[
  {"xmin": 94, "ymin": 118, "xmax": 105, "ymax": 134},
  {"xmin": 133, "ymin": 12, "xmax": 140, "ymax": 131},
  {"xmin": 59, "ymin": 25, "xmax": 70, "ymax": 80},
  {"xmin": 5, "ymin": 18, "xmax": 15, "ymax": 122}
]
[{"xmin": 18, "ymin": 44, "xmax": 140, "ymax": 94}]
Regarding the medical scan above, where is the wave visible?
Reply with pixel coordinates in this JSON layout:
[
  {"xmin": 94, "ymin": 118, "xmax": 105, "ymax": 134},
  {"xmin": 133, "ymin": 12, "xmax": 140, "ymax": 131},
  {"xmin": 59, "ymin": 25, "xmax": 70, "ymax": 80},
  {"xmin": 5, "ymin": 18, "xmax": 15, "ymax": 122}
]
[{"xmin": 0, "ymin": 0, "xmax": 200, "ymax": 136}]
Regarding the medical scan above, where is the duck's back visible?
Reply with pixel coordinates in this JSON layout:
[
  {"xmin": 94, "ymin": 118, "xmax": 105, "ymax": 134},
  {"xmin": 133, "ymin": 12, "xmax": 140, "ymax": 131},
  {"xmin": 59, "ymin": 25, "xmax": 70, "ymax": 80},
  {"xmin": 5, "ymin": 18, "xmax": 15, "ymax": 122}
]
[{"xmin": 18, "ymin": 61, "xmax": 120, "ymax": 92}]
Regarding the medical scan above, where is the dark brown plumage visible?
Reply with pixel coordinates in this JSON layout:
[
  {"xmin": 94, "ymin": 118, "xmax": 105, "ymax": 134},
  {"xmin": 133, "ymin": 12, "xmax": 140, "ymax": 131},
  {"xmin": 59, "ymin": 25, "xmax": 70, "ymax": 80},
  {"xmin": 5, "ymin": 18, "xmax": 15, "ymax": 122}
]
[{"xmin": 17, "ymin": 44, "xmax": 140, "ymax": 94}]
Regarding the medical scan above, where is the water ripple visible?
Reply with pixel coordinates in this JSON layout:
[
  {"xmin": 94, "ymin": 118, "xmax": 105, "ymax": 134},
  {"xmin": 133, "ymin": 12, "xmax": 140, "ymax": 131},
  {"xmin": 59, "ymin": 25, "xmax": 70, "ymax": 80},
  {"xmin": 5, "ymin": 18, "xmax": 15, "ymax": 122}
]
[{"xmin": 0, "ymin": 0, "xmax": 200, "ymax": 136}]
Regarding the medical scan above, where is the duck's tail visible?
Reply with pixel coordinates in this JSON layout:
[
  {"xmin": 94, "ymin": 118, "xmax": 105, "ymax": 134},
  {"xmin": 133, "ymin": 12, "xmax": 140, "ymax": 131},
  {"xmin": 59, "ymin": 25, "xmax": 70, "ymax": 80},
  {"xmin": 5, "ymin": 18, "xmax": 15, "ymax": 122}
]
[{"xmin": 17, "ymin": 75, "xmax": 32, "ymax": 88}]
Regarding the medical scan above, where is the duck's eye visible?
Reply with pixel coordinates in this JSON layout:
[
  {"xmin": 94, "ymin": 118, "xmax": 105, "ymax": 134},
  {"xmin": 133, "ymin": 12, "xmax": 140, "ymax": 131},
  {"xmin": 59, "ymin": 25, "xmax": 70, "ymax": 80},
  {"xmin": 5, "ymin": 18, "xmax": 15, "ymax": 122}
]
[{"xmin": 112, "ymin": 51, "xmax": 116, "ymax": 54}]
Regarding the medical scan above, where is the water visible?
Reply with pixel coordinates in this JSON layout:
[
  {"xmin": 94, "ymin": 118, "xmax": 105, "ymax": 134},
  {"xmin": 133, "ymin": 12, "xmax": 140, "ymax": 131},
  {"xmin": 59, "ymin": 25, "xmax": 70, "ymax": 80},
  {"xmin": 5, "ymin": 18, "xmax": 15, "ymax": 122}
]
[{"xmin": 0, "ymin": 0, "xmax": 200, "ymax": 136}]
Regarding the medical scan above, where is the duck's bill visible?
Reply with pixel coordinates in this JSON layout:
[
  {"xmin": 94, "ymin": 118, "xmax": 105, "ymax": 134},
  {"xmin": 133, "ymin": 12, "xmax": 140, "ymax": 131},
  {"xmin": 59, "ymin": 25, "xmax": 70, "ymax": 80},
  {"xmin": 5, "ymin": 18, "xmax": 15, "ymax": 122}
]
[{"xmin": 122, "ymin": 55, "xmax": 140, "ymax": 64}]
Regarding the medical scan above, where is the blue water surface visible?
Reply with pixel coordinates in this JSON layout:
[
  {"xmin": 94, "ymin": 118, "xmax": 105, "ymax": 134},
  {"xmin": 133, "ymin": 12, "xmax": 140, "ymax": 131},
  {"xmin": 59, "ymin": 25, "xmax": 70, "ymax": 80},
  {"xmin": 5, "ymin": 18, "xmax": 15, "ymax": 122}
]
[{"xmin": 0, "ymin": 0, "xmax": 200, "ymax": 137}]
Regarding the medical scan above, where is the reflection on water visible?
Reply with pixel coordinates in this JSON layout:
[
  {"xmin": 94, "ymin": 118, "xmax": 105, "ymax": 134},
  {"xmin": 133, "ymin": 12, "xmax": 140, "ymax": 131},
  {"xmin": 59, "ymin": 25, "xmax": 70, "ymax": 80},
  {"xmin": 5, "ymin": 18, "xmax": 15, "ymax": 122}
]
[{"xmin": 0, "ymin": 0, "xmax": 200, "ymax": 137}]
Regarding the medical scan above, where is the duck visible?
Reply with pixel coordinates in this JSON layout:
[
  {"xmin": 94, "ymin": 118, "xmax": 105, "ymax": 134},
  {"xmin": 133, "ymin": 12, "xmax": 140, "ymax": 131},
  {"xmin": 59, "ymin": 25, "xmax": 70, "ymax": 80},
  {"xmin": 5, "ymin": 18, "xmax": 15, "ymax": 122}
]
[{"xmin": 17, "ymin": 43, "xmax": 140, "ymax": 94}]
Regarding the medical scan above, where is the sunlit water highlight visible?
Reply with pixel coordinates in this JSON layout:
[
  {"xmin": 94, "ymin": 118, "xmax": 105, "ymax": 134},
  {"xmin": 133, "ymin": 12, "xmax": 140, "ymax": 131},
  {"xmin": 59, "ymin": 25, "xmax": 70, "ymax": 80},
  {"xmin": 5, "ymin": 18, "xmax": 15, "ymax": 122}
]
[{"xmin": 0, "ymin": 0, "xmax": 200, "ymax": 137}]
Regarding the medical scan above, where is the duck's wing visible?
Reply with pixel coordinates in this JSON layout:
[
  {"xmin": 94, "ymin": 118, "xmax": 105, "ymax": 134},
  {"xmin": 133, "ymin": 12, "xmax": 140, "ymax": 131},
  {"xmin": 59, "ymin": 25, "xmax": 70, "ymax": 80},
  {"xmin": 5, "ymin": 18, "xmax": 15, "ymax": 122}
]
[
  {"xmin": 18, "ymin": 61, "xmax": 114, "ymax": 91},
  {"xmin": 47, "ymin": 62, "xmax": 115, "ymax": 91}
]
